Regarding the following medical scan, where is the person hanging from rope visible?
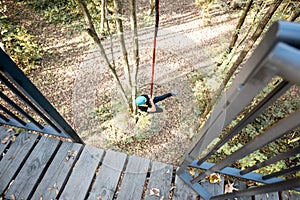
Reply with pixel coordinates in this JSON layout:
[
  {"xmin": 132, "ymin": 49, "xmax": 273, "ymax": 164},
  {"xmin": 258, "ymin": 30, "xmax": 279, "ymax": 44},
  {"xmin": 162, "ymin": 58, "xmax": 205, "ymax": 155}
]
[
  {"xmin": 135, "ymin": 92, "xmax": 177, "ymax": 113},
  {"xmin": 136, "ymin": 0, "xmax": 177, "ymax": 113}
]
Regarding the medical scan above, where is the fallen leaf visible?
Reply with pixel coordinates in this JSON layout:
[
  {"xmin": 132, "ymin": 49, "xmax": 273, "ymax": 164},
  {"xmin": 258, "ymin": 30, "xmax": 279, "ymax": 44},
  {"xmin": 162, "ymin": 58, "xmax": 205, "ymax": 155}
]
[
  {"xmin": 66, "ymin": 150, "xmax": 77, "ymax": 161},
  {"xmin": 160, "ymin": 195, "xmax": 165, "ymax": 200},
  {"xmin": 206, "ymin": 173, "xmax": 222, "ymax": 184},
  {"xmin": 189, "ymin": 168, "xmax": 196, "ymax": 176},
  {"xmin": 1, "ymin": 136, "xmax": 11, "ymax": 144},
  {"xmin": 10, "ymin": 194, "xmax": 16, "ymax": 200},
  {"xmin": 149, "ymin": 188, "xmax": 160, "ymax": 197},
  {"xmin": 8, "ymin": 154, "xmax": 15, "ymax": 160},
  {"xmin": 97, "ymin": 196, "xmax": 102, "ymax": 200},
  {"xmin": 48, "ymin": 182, "xmax": 59, "ymax": 195},
  {"xmin": 40, "ymin": 195, "xmax": 43, "ymax": 200},
  {"xmin": 169, "ymin": 186, "xmax": 176, "ymax": 191},
  {"xmin": 224, "ymin": 180, "xmax": 238, "ymax": 194},
  {"xmin": 11, "ymin": 136, "xmax": 16, "ymax": 142}
]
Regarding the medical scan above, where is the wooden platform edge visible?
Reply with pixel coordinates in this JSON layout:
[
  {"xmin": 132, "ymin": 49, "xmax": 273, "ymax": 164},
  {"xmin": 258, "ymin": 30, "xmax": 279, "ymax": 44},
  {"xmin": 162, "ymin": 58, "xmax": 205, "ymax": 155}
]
[{"xmin": 1, "ymin": 131, "xmax": 299, "ymax": 200}]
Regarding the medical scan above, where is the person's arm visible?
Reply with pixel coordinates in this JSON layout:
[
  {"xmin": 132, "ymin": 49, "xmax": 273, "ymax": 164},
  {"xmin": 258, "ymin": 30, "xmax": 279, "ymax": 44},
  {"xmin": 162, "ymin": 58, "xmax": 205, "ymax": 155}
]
[{"xmin": 147, "ymin": 98, "xmax": 157, "ymax": 113}]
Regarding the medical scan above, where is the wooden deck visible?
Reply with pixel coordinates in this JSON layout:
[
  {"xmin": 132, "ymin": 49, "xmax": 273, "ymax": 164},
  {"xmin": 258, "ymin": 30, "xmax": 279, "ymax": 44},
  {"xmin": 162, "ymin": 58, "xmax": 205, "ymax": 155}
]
[{"xmin": 0, "ymin": 128, "xmax": 298, "ymax": 200}]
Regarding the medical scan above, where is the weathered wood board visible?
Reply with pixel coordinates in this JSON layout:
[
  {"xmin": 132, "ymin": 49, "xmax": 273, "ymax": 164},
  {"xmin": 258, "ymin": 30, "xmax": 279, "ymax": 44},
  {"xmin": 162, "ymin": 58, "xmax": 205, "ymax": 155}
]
[
  {"xmin": 116, "ymin": 155, "xmax": 150, "ymax": 200},
  {"xmin": 0, "ymin": 131, "xmax": 296, "ymax": 200},
  {"xmin": 172, "ymin": 175, "xmax": 198, "ymax": 200},
  {"xmin": 145, "ymin": 161, "xmax": 173, "ymax": 200},
  {"xmin": 31, "ymin": 142, "xmax": 83, "ymax": 200},
  {"xmin": 59, "ymin": 145, "xmax": 104, "ymax": 200},
  {"xmin": 0, "ymin": 127, "xmax": 14, "ymax": 158},
  {"xmin": 88, "ymin": 150, "xmax": 127, "ymax": 200},
  {"xmin": 0, "ymin": 132, "xmax": 38, "ymax": 195},
  {"xmin": 255, "ymin": 192, "xmax": 280, "ymax": 200},
  {"xmin": 5, "ymin": 136, "xmax": 60, "ymax": 199}
]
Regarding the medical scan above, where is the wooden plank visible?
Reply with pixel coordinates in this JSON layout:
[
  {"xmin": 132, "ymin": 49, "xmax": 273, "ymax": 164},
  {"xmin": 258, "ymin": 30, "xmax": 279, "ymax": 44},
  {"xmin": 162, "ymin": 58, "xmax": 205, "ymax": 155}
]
[
  {"xmin": 0, "ymin": 127, "xmax": 14, "ymax": 157},
  {"xmin": 0, "ymin": 132, "xmax": 38, "ymax": 195},
  {"xmin": 5, "ymin": 136, "xmax": 60, "ymax": 200},
  {"xmin": 255, "ymin": 192, "xmax": 280, "ymax": 200},
  {"xmin": 88, "ymin": 150, "xmax": 127, "ymax": 200},
  {"xmin": 59, "ymin": 145, "xmax": 104, "ymax": 200},
  {"xmin": 281, "ymin": 191, "xmax": 300, "ymax": 200},
  {"xmin": 172, "ymin": 175, "xmax": 198, "ymax": 200},
  {"xmin": 231, "ymin": 180, "xmax": 252, "ymax": 200},
  {"xmin": 116, "ymin": 155, "xmax": 150, "ymax": 200},
  {"xmin": 145, "ymin": 161, "xmax": 173, "ymax": 200},
  {"xmin": 31, "ymin": 142, "xmax": 83, "ymax": 200}
]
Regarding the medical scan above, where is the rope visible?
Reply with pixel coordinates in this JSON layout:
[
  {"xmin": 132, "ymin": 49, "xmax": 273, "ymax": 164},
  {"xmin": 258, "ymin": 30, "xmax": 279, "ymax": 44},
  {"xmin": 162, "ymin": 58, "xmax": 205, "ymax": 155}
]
[{"xmin": 150, "ymin": 0, "xmax": 160, "ymax": 98}]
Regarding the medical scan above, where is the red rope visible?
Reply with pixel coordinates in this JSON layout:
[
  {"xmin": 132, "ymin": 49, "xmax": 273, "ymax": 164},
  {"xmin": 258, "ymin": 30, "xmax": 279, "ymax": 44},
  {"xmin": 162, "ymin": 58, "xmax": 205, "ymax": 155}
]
[
  {"xmin": 150, "ymin": 37, "xmax": 156, "ymax": 99},
  {"xmin": 150, "ymin": 0, "xmax": 159, "ymax": 99}
]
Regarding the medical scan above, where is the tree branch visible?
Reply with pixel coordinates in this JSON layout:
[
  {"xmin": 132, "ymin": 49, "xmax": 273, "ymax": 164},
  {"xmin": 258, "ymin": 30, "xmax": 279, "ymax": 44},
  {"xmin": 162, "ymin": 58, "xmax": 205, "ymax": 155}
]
[
  {"xmin": 130, "ymin": 0, "xmax": 139, "ymax": 115},
  {"xmin": 77, "ymin": 0, "xmax": 131, "ymax": 110}
]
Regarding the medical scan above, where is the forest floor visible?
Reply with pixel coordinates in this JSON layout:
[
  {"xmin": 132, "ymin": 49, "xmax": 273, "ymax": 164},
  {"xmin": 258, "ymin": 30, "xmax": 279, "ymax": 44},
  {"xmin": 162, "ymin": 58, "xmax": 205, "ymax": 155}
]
[{"xmin": 6, "ymin": 0, "xmax": 239, "ymax": 165}]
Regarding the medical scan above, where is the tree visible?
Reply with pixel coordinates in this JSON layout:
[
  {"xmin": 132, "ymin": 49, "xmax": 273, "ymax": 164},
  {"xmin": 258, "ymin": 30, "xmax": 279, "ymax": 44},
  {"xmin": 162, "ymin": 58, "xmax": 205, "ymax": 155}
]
[
  {"xmin": 0, "ymin": 0, "xmax": 7, "ymax": 51},
  {"xmin": 287, "ymin": 3, "xmax": 300, "ymax": 21},
  {"xmin": 212, "ymin": 0, "xmax": 283, "ymax": 106},
  {"xmin": 100, "ymin": 0, "xmax": 107, "ymax": 31},
  {"xmin": 148, "ymin": 0, "xmax": 155, "ymax": 15},
  {"xmin": 76, "ymin": 0, "xmax": 140, "ymax": 115},
  {"xmin": 227, "ymin": 0, "xmax": 253, "ymax": 54},
  {"xmin": 217, "ymin": 0, "xmax": 254, "ymax": 66}
]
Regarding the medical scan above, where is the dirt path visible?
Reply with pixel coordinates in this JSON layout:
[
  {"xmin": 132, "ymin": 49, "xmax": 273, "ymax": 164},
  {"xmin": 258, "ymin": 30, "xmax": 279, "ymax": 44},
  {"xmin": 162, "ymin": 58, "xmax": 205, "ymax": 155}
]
[
  {"xmin": 5, "ymin": 0, "xmax": 239, "ymax": 165},
  {"xmin": 73, "ymin": 3, "xmax": 239, "ymax": 164}
]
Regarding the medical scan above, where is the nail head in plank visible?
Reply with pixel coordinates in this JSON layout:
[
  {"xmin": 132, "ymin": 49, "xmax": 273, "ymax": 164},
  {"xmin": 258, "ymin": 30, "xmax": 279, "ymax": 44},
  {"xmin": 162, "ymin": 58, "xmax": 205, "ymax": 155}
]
[
  {"xmin": 60, "ymin": 145, "xmax": 104, "ymax": 200},
  {"xmin": 255, "ymin": 192, "xmax": 280, "ymax": 200},
  {"xmin": 116, "ymin": 155, "xmax": 150, "ymax": 200},
  {"xmin": 145, "ymin": 161, "xmax": 173, "ymax": 200},
  {"xmin": 31, "ymin": 142, "xmax": 83, "ymax": 200},
  {"xmin": 88, "ymin": 150, "xmax": 127, "ymax": 200},
  {"xmin": 0, "ymin": 132, "xmax": 39, "ymax": 195},
  {"xmin": 172, "ymin": 175, "xmax": 198, "ymax": 200},
  {"xmin": 5, "ymin": 136, "xmax": 60, "ymax": 200}
]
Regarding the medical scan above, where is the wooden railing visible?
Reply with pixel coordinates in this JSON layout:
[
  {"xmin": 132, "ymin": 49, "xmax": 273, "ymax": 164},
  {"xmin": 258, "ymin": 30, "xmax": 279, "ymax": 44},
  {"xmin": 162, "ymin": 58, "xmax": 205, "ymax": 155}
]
[{"xmin": 177, "ymin": 21, "xmax": 300, "ymax": 199}]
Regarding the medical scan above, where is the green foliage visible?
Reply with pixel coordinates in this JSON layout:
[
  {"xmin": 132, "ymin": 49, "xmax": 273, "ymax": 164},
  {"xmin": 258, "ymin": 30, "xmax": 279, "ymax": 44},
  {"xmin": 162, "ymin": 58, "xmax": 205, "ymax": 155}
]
[
  {"xmin": 14, "ymin": 0, "xmax": 80, "ymax": 25},
  {"xmin": 138, "ymin": 13, "xmax": 155, "ymax": 28},
  {"xmin": 195, "ymin": 0, "xmax": 214, "ymax": 7},
  {"xmin": 191, "ymin": 72, "xmax": 211, "ymax": 118},
  {"xmin": 93, "ymin": 95, "xmax": 114, "ymax": 126},
  {"xmin": 213, "ymin": 85, "xmax": 300, "ymax": 174},
  {"xmin": 0, "ymin": 17, "xmax": 43, "ymax": 73}
]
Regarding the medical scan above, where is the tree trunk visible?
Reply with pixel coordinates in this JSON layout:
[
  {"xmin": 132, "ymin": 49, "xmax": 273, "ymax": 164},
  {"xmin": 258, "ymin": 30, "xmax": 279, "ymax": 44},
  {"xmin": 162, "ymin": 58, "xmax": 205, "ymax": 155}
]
[
  {"xmin": 228, "ymin": 0, "xmax": 253, "ymax": 53},
  {"xmin": 113, "ymin": 0, "xmax": 132, "ymax": 92},
  {"xmin": 0, "ymin": 40, "xmax": 5, "ymax": 52},
  {"xmin": 130, "ymin": 0, "xmax": 139, "ymax": 115},
  {"xmin": 217, "ymin": 0, "xmax": 253, "ymax": 66},
  {"xmin": 77, "ymin": 0, "xmax": 131, "ymax": 110},
  {"xmin": 148, "ymin": 0, "xmax": 155, "ymax": 15},
  {"xmin": 287, "ymin": 6, "xmax": 300, "ymax": 21},
  {"xmin": 100, "ymin": 0, "xmax": 106, "ymax": 31},
  {"xmin": 223, "ymin": 0, "xmax": 264, "ymax": 67},
  {"xmin": 212, "ymin": 0, "xmax": 283, "ymax": 106}
]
